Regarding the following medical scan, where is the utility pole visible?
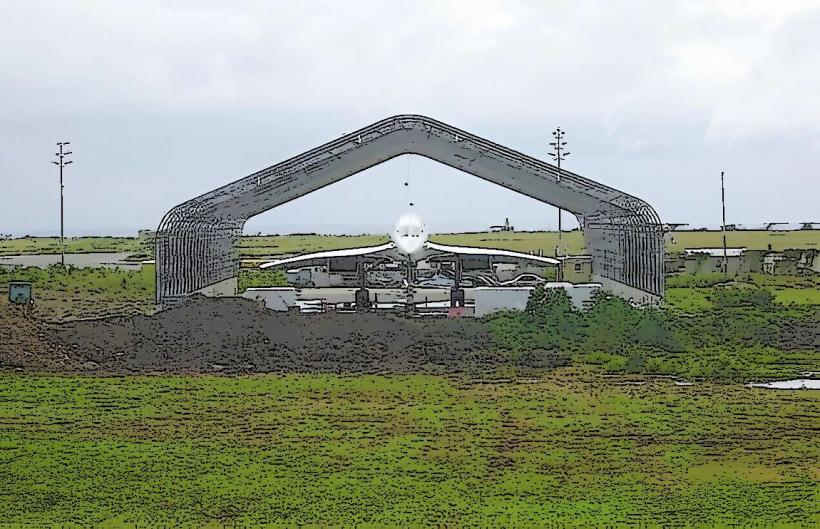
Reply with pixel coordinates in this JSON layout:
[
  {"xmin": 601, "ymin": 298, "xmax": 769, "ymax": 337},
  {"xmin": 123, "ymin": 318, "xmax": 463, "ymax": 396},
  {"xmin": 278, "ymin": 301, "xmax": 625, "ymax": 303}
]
[
  {"xmin": 720, "ymin": 170, "xmax": 727, "ymax": 275},
  {"xmin": 549, "ymin": 127, "xmax": 570, "ymax": 243},
  {"xmin": 52, "ymin": 142, "xmax": 73, "ymax": 268}
]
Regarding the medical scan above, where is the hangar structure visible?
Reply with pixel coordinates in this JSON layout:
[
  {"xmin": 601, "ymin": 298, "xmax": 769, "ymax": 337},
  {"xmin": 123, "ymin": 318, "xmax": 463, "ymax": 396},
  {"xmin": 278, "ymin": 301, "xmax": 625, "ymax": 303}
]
[{"xmin": 156, "ymin": 114, "xmax": 664, "ymax": 307}]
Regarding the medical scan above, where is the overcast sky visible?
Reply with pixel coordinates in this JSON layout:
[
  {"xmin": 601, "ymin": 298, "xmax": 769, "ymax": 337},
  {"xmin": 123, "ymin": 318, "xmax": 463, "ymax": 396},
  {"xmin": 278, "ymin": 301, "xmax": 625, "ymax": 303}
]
[{"xmin": 1, "ymin": 0, "xmax": 818, "ymax": 236}]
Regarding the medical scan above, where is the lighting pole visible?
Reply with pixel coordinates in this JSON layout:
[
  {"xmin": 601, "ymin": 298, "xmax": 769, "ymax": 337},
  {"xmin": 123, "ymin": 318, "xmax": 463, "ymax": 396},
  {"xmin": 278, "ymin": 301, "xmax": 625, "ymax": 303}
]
[
  {"xmin": 720, "ymin": 170, "xmax": 727, "ymax": 275},
  {"xmin": 549, "ymin": 127, "xmax": 570, "ymax": 242},
  {"xmin": 52, "ymin": 142, "xmax": 73, "ymax": 268}
]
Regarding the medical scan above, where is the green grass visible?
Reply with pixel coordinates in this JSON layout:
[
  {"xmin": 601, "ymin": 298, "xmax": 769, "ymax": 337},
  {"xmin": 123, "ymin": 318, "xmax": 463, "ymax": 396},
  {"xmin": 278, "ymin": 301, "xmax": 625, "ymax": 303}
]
[
  {"xmin": 0, "ymin": 265, "xmax": 155, "ymax": 320},
  {"xmin": 231, "ymin": 229, "xmax": 820, "ymax": 258},
  {"xmin": 237, "ymin": 268, "xmax": 288, "ymax": 291},
  {"xmin": 668, "ymin": 272, "xmax": 820, "ymax": 289},
  {"xmin": 239, "ymin": 233, "xmax": 390, "ymax": 257},
  {"xmin": 488, "ymin": 285, "xmax": 818, "ymax": 382},
  {"xmin": 240, "ymin": 231, "xmax": 586, "ymax": 257},
  {"xmin": 665, "ymin": 230, "xmax": 819, "ymax": 252},
  {"xmin": 0, "ymin": 264, "xmax": 153, "ymax": 299},
  {"xmin": 772, "ymin": 287, "xmax": 820, "ymax": 305},
  {"xmin": 0, "ymin": 371, "xmax": 816, "ymax": 528},
  {"xmin": 0, "ymin": 236, "xmax": 145, "ymax": 256},
  {"xmin": 431, "ymin": 231, "xmax": 586, "ymax": 255},
  {"xmin": 665, "ymin": 273, "xmax": 820, "ymax": 311},
  {"xmin": 0, "ymin": 265, "xmax": 291, "ymax": 319},
  {"xmin": 664, "ymin": 287, "xmax": 714, "ymax": 311},
  {"xmin": 4, "ymin": 229, "xmax": 816, "ymax": 258}
]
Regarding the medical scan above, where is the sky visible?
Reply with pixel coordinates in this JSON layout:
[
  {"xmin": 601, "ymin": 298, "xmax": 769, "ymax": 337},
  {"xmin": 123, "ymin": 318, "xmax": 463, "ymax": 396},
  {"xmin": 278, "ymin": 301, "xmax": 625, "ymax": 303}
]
[{"xmin": 1, "ymin": 0, "xmax": 818, "ymax": 237}]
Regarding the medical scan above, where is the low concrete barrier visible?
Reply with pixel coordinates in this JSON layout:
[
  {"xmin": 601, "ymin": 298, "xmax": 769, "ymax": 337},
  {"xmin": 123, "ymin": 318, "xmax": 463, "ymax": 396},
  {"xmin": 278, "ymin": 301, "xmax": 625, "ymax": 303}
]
[{"xmin": 474, "ymin": 287, "xmax": 534, "ymax": 317}]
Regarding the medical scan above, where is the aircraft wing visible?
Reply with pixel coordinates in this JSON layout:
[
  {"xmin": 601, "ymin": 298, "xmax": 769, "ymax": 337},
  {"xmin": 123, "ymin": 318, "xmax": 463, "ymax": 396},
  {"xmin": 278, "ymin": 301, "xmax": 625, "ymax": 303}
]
[
  {"xmin": 259, "ymin": 242, "xmax": 398, "ymax": 269},
  {"xmin": 425, "ymin": 242, "xmax": 560, "ymax": 265}
]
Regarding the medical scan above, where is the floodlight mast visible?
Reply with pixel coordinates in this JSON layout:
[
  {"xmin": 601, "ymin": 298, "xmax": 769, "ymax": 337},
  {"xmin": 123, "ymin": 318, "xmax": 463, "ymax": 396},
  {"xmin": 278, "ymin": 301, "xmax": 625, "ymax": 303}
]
[
  {"xmin": 549, "ymin": 128, "xmax": 570, "ymax": 244},
  {"xmin": 52, "ymin": 142, "xmax": 72, "ymax": 268},
  {"xmin": 721, "ymin": 170, "xmax": 727, "ymax": 275}
]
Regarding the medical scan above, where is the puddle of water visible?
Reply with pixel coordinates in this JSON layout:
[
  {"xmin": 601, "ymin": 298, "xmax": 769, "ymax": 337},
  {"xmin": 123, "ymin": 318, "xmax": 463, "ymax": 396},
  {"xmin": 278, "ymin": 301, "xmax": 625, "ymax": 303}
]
[{"xmin": 746, "ymin": 379, "xmax": 820, "ymax": 390}]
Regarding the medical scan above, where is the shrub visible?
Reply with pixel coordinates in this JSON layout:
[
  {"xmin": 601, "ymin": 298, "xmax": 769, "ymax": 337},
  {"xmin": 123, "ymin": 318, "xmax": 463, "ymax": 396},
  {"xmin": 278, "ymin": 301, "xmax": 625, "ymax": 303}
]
[
  {"xmin": 633, "ymin": 308, "xmax": 684, "ymax": 351},
  {"xmin": 486, "ymin": 282, "xmax": 817, "ymax": 381},
  {"xmin": 710, "ymin": 286, "xmax": 774, "ymax": 308},
  {"xmin": 582, "ymin": 293, "xmax": 642, "ymax": 352},
  {"xmin": 625, "ymin": 351, "xmax": 646, "ymax": 373},
  {"xmin": 525, "ymin": 284, "xmax": 574, "ymax": 317}
]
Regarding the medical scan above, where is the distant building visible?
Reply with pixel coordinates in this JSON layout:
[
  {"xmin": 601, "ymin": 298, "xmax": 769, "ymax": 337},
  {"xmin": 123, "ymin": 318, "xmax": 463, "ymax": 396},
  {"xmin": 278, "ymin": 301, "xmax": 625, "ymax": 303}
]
[
  {"xmin": 664, "ymin": 253, "xmax": 686, "ymax": 274},
  {"xmin": 762, "ymin": 250, "xmax": 818, "ymax": 275},
  {"xmin": 681, "ymin": 248, "xmax": 766, "ymax": 275},
  {"xmin": 489, "ymin": 218, "xmax": 514, "ymax": 232},
  {"xmin": 673, "ymin": 247, "xmax": 817, "ymax": 276}
]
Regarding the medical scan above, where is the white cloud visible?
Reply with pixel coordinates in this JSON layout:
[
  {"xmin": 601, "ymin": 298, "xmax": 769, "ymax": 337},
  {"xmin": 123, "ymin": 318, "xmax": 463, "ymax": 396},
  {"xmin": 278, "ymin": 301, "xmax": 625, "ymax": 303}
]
[{"xmin": 0, "ymin": 1, "xmax": 818, "ymax": 233}]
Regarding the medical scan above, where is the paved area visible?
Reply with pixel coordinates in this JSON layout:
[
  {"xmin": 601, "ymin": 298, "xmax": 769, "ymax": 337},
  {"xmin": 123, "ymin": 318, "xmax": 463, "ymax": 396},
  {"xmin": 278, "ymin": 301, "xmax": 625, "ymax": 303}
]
[{"xmin": 0, "ymin": 252, "xmax": 141, "ymax": 269}]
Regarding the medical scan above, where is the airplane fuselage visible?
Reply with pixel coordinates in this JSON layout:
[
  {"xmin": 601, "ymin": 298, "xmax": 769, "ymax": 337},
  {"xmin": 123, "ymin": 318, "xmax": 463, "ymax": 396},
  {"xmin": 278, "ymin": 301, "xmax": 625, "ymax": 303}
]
[{"xmin": 391, "ymin": 212, "xmax": 428, "ymax": 256}]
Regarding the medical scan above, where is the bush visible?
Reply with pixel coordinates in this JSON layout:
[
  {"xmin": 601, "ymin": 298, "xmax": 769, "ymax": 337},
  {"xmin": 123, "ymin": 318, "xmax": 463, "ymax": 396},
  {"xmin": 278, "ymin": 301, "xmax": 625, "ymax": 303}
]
[
  {"xmin": 710, "ymin": 286, "xmax": 774, "ymax": 308},
  {"xmin": 515, "ymin": 348, "xmax": 571, "ymax": 370},
  {"xmin": 582, "ymin": 293, "xmax": 645, "ymax": 351},
  {"xmin": 525, "ymin": 284, "xmax": 574, "ymax": 317},
  {"xmin": 484, "ymin": 283, "xmax": 816, "ymax": 381},
  {"xmin": 633, "ymin": 308, "xmax": 685, "ymax": 351},
  {"xmin": 625, "ymin": 352, "xmax": 646, "ymax": 373}
]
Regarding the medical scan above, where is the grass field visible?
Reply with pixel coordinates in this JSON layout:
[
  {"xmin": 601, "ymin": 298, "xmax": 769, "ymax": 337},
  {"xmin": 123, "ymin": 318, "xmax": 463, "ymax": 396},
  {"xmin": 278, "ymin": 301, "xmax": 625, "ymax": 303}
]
[
  {"xmin": 665, "ymin": 230, "xmax": 819, "ymax": 253},
  {"xmin": 0, "ymin": 370, "xmax": 816, "ymax": 528},
  {"xmin": 1, "ymin": 242, "xmax": 817, "ymax": 527},
  {"xmin": 3, "ymin": 230, "xmax": 817, "ymax": 258},
  {"xmin": 239, "ymin": 233, "xmax": 391, "ymax": 257},
  {"xmin": 2, "ymin": 263, "xmax": 817, "ymax": 326},
  {"xmin": 771, "ymin": 287, "xmax": 820, "ymax": 305},
  {"xmin": 665, "ymin": 273, "xmax": 820, "ymax": 312},
  {"xmin": 0, "ymin": 265, "xmax": 155, "ymax": 320},
  {"xmin": 0, "ymin": 236, "xmax": 146, "ymax": 256}
]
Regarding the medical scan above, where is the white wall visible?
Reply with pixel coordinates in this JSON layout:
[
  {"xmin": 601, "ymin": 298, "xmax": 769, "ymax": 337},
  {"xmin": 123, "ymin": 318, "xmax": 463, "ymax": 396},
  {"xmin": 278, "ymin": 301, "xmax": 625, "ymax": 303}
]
[
  {"xmin": 194, "ymin": 277, "xmax": 237, "ymax": 297},
  {"xmin": 241, "ymin": 287, "xmax": 297, "ymax": 311},
  {"xmin": 474, "ymin": 287, "xmax": 534, "ymax": 317},
  {"xmin": 474, "ymin": 283, "xmax": 603, "ymax": 317},
  {"xmin": 544, "ymin": 282, "xmax": 602, "ymax": 310}
]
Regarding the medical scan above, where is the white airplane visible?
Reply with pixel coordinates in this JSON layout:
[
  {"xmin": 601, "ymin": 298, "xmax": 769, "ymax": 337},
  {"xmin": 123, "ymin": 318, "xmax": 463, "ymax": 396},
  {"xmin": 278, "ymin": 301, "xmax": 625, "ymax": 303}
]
[
  {"xmin": 391, "ymin": 211, "xmax": 428, "ymax": 256},
  {"xmin": 258, "ymin": 212, "xmax": 560, "ymax": 280}
]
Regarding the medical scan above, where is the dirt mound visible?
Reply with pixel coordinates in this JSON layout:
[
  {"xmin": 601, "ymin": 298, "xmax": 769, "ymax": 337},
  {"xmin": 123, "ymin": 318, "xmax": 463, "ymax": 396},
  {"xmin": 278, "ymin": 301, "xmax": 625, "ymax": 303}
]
[
  {"xmin": 53, "ymin": 296, "xmax": 504, "ymax": 374},
  {"xmin": 0, "ymin": 301, "xmax": 84, "ymax": 371}
]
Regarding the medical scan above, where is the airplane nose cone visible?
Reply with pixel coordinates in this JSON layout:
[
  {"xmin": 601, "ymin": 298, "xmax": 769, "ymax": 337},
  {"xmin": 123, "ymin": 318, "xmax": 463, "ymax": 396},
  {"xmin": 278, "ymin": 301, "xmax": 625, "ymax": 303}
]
[{"xmin": 392, "ymin": 212, "xmax": 428, "ymax": 255}]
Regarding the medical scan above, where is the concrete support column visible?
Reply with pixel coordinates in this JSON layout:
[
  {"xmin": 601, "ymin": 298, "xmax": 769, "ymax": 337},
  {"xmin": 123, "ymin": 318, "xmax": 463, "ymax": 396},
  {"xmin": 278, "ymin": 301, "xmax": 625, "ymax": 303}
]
[
  {"xmin": 354, "ymin": 288, "xmax": 370, "ymax": 313},
  {"xmin": 450, "ymin": 288, "xmax": 465, "ymax": 308}
]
